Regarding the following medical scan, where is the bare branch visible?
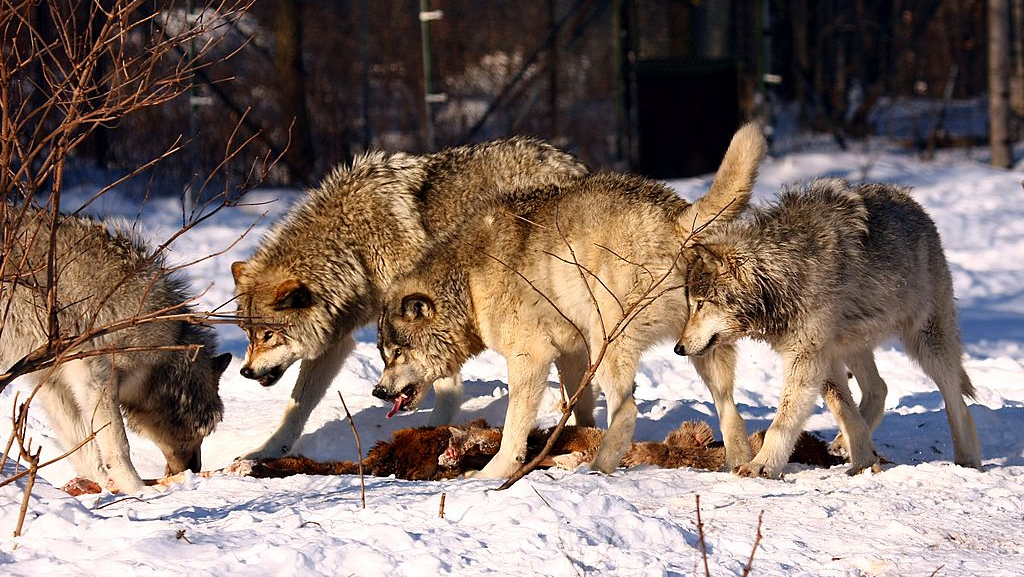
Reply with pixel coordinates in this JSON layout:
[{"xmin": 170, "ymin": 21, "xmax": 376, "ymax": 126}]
[
  {"xmin": 740, "ymin": 510, "xmax": 765, "ymax": 577},
  {"xmin": 338, "ymin": 391, "xmax": 365, "ymax": 509}
]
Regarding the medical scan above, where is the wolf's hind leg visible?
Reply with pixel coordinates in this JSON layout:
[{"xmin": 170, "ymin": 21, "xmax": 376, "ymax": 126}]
[
  {"xmin": 555, "ymin": 351, "xmax": 596, "ymax": 427},
  {"xmin": 901, "ymin": 314, "xmax": 981, "ymax": 468}
]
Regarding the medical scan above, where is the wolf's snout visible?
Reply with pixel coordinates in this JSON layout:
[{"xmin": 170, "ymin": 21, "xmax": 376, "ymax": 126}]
[
  {"xmin": 240, "ymin": 365, "xmax": 285, "ymax": 387},
  {"xmin": 372, "ymin": 384, "xmax": 394, "ymax": 401},
  {"xmin": 673, "ymin": 341, "xmax": 688, "ymax": 356}
]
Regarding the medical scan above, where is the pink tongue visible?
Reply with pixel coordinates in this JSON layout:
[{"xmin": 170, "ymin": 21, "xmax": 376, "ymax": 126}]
[{"xmin": 385, "ymin": 397, "xmax": 403, "ymax": 419}]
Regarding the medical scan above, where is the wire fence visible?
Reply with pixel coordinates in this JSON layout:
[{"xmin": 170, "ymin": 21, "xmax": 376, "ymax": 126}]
[{"xmin": 57, "ymin": 0, "xmax": 1018, "ymax": 191}]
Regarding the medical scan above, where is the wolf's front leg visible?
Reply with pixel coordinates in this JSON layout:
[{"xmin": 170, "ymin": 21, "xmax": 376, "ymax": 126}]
[
  {"xmin": 241, "ymin": 336, "xmax": 355, "ymax": 459},
  {"xmin": 466, "ymin": 352, "xmax": 552, "ymax": 479},
  {"xmin": 428, "ymin": 372, "xmax": 463, "ymax": 426},
  {"xmin": 737, "ymin": 352, "xmax": 825, "ymax": 479},
  {"xmin": 76, "ymin": 377, "xmax": 146, "ymax": 493},
  {"xmin": 37, "ymin": 369, "xmax": 108, "ymax": 486},
  {"xmin": 590, "ymin": 349, "xmax": 639, "ymax": 473},
  {"xmin": 691, "ymin": 343, "xmax": 750, "ymax": 470}
]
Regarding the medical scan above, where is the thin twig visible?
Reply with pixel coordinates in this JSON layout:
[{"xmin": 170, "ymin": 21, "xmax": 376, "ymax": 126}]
[
  {"xmin": 0, "ymin": 423, "xmax": 107, "ymax": 490},
  {"xmin": 94, "ymin": 495, "xmax": 146, "ymax": 510},
  {"xmin": 13, "ymin": 446, "xmax": 39, "ymax": 537},
  {"xmin": 696, "ymin": 495, "xmax": 711, "ymax": 577},
  {"xmin": 740, "ymin": 510, "xmax": 765, "ymax": 577},
  {"xmin": 338, "ymin": 391, "xmax": 365, "ymax": 509}
]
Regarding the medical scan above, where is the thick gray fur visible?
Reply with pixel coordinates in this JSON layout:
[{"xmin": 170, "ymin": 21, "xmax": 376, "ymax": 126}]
[
  {"xmin": 231, "ymin": 137, "xmax": 589, "ymax": 459},
  {"xmin": 675, "ymin": 178, "xmax": 981, "ymax": 478},
  {"xmin": 1, "ymin": 208, "xmax": 229, "ymax": 492},
  {"xmin": 374, "ymin": 124, "xmax": 766, "ymax": 479}
]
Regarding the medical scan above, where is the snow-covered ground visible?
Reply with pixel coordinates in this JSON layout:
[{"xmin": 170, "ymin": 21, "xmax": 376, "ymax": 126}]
[{"xmin": 3, "ymin": 139, "xmax": 1024, "ymax": 576}]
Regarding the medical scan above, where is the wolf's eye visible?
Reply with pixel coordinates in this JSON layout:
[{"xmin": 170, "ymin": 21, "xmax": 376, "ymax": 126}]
[
  {"xmin": 392, "ymin": 348, "xmax": 402, "ymax": 361},
  {"xmin": 262, "ymin": 330, "xmax": 274, "ymax": 342},
  {"xmin": 694, "ymin": 301, "xmax": 704, "ymax": 313}
]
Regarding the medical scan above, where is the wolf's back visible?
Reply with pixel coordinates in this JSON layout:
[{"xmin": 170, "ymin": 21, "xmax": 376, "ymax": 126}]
[{"xmin": 1, "ymin": 209, "xmax": 209, "ymax": 361}]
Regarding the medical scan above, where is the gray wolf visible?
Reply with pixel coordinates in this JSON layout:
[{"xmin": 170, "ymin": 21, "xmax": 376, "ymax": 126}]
[
  {"xmin": 1, "ymin": 209, "xmax": 230, "ymax": 492},
  {"xmin": 373, "ymin": 124, "xmax": 765, "ymax": 479},
  {"xmin": 231, "ymin": 137, "xmax": 589, "ymax": 459},
  {"xmin": 674, "ymin": 178, "xmax": 982, "ymax": 478}
]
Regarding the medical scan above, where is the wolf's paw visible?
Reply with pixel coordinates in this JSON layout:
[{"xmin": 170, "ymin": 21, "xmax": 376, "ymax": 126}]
[
  {"xmin": 548, "ymin": 453, "xmax": 588, "ymax": 470},
  {"xmin": 734, "ymin": 462, "xmax": 782, "ymax": 479},
  {"xmin": 829, "ymin": 433, "xmax": 850, "ymax": 460},
  {"xmin": 108, "ymin": 478, "xmax": 155, "ymax": 495},
  {"xmin": 464, "ymin": 455, "xmax": 521, "ymax": 479},
  {"xmin": 463, "ymin": 468, "xmax": 505, "ymax": 480},
  {"xmin": 845, "ymin": 454, "xmax": 882, "ymax": 476},
  {"xmin": 238, "ymin": 444, "xmax": 291, "ymax": 461},
  {"xmin": 723, "ymin": 450, "xmax": 753, "ymax": 472}
]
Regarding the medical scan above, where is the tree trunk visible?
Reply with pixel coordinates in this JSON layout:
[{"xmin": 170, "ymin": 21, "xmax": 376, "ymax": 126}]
[
  {"xmin": 790, "ymin": 0, "xmax": 811, "ymax": 128},
  {"xmin": 275, "ymin": 0, "xmax": 314, "ymax": 184},
  {"xmin": 1011, "ymin": 0, "xmax": 1024, "ymax": 126},
  {"xmin": 989, "ymin": 0, "xmax": 1013, "ymax": 168}
]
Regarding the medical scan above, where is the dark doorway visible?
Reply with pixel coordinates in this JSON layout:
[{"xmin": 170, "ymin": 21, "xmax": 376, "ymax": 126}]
[{"xmin": 635, "ymin": 59, "xmax": 741, "ymax": 179}]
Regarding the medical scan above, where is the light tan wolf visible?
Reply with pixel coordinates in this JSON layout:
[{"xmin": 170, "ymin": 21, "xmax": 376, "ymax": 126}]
[
  {"xmin": 373, "ymin": 124, "xmax": 766, "ymax": 479},
  {"xmin": 231, "ymin": 138, "xmax": 589, "ymax": 459},
  {"xmin": 1, "ymin": 209, "xmax": 230, "ymax": 492},
  {"xmin": 674, "ymin": 178, "xmax": 982, "ymax": 478}
]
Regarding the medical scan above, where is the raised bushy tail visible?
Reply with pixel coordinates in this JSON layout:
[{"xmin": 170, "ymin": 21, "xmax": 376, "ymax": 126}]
[{"xmin": 678, "ymin": 122, "xmax": 767, "ymax": 240}]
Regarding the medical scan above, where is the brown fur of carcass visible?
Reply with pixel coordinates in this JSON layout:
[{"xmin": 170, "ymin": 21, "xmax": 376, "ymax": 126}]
[{"xmin": 235, "ymin": 419, "xmax": 844, "ymax": 482}]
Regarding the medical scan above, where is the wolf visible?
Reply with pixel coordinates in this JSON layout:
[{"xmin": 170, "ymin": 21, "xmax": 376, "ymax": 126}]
[
  {"xmin": 1, "ymin": 208, "xmax": 230, "ymax": 492},
  {"xmin": 674, "ymin": 178, "xmax": 982, "ymax": 478},
  {"xmin": 231, "ymin": 137, "xmax": 589, "ymax": 459},
  {"xmin": 373, "ymin": 124, "xmax": 766, "ymax": 479}
]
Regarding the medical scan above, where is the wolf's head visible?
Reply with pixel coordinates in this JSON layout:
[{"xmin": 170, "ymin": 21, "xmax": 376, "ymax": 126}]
[
  {"xmin": 674, "ymin": 245, "xmax": 748, "ymax": 357},
  {"xmin": 374, "ymin": 278, "xmax": 482, "ymax": 418},
  {"xmin": 231, "ymin": 261, "xmax": 320, "ymax": 387},
  {"xmin": 132, "ymin": 344, "xmax": 231, "ymax": 476},
  {"xmin": 672, "ymin": 123, "xmax": 766, "ymax": 356}
]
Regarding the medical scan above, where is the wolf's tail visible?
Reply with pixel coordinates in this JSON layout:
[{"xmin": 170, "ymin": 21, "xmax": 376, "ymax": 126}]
[{"xmin": 678, "ymin": 122, "xmax": 766, "ymax": 240}]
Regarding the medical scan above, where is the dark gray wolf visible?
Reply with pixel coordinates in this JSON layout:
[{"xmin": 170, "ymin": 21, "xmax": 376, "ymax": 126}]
[
  {"xmin": 1, "ymin": 209, "xmax": 230, "ymax": 492},
  {"xmin": 373, "ymin": 124, "xmax": 765, "ymax": 479},
  {"xmin": 231, "ymin": 137, "xmax": 589, "ymax": 459},
  {"xmin": 674, "ymin": 178, "xmax": 982, "ymax": 478}
]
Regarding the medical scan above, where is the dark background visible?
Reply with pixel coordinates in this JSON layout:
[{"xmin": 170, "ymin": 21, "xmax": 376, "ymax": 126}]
[{"xmin": 62, "ymin": 0, "xmax": 1021, "ymax": 188}]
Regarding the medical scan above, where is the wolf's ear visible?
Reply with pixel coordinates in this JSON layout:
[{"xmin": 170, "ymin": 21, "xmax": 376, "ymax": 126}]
[
  {"xmin": 687, "ymin": 245, "xmax": 730, "ymax": 279},
  {"xmin": 272, "ymin": 279, "xmax": 313, "ymax": 310},
  {"xmin": 212, "ymin": 353, "xmax": 232, "ymax": 378},
  {"xmin": 230, "ymin": 261, "xmax": 249, "ymax": 283},
  {"xmin": 400, "ymin": 293, "xmax": 435, "ymax": 321},
  {"xmin": 697, "ymin": 244, "xmax": 747, "ymax": 283}
]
